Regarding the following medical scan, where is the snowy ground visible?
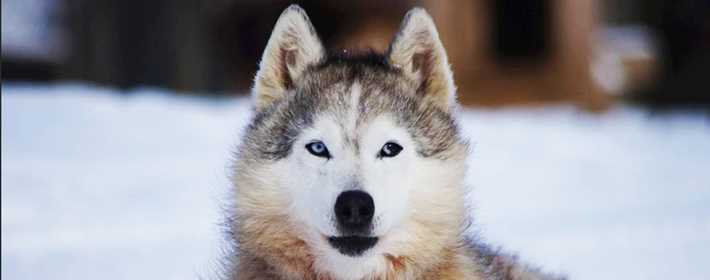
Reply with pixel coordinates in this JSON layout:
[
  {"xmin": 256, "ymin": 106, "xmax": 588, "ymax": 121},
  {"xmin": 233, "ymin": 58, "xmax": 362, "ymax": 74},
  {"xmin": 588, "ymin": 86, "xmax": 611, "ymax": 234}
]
[{"xmin": 2, "ymin": 83, "xmax": 709, "ymax": 280}]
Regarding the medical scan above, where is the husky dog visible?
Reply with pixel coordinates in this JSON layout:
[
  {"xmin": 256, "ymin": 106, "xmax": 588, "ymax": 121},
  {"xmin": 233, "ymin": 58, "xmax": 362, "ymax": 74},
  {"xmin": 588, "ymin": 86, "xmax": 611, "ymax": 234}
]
[{"xmin": 225, "ymin": 5, "xmax": 562, "ymax": 280}]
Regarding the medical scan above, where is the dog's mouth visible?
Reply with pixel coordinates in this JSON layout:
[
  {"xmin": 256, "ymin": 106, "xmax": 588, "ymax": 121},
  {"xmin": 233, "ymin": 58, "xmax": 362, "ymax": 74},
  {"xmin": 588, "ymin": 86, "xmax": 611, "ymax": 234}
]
[{"xmin": 327, "ymin": 236, "xmax": 378, "ymax": 256}]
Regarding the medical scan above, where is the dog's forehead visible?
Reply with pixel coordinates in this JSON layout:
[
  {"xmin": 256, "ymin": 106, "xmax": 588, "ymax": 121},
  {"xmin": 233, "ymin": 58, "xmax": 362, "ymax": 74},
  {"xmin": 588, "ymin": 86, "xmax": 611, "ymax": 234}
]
[
  {"xmin": 243, "ymin": 54, "xmax": 461, "ymax": 161},
  {"xmin": 302, "ymin": 53, "xmax": 433, "ymax": 117},
  {"xmin": 298, "ymin": 67, "xmax": 411, "ymax": 152},
  {"xmin": 299, "ymin": 65, "xmax": 416, "ymax": 132},
  {"xmin": 301, "ymin": 58, "xmax": 413, "ymax": 103}
]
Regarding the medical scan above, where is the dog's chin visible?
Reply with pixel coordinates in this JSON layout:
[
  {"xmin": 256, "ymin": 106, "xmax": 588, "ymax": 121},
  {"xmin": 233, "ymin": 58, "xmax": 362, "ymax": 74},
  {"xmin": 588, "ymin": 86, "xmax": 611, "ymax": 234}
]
[{"xmin": 327, "ymin": 236, "xmax": 378, "ymax": 257}]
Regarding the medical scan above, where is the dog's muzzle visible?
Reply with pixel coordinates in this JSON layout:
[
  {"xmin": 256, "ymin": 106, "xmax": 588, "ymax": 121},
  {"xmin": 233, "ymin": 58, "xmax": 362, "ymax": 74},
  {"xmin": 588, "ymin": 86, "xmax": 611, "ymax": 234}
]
[{"xmin": 329, "ymin": 190, "xmax": 378, "ymax": 256}]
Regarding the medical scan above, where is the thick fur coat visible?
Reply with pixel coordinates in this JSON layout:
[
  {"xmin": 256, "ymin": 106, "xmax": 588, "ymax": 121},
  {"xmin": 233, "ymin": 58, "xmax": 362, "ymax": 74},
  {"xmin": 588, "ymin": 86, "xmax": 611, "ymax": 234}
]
[{"xmin": 224, "ymin": 5, "xmax": 563, "ymax": 280}]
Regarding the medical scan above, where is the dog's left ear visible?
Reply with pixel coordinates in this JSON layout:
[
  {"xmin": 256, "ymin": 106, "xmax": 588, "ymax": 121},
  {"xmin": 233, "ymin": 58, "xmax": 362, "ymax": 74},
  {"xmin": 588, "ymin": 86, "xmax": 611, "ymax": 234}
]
[{"xmin": 387, "ymin": 8, "xmax": 456, "ymax": 111}]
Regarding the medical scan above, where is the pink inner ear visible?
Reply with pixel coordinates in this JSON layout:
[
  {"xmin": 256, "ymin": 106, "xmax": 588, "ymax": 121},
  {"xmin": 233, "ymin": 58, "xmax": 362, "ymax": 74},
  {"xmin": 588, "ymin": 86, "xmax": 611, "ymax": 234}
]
[
  {"xmin": 411, "ymin": 50, "xmax": 434, "ymax": 95},
  {"xmin": 279, "ymin": 47, "xmax": 295, "ymax": 89},
  {"xmin": 284, "ymin": 48, "xmax": 297, "ymax": 68},
  {"xmin": 411, "ymin": 51, "xmax": 432, "ymax": 76}
]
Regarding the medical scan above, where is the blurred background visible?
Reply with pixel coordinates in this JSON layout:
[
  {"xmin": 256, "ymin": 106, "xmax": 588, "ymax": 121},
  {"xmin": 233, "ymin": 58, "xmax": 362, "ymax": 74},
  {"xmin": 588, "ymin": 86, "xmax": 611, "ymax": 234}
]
[
  {"xmin": 2, "ymin": 1, "xmax": 710, "ymax": 280},
  {"xmin": 3, "ymin": 0, "xmax": 710, "ymax": 110}
]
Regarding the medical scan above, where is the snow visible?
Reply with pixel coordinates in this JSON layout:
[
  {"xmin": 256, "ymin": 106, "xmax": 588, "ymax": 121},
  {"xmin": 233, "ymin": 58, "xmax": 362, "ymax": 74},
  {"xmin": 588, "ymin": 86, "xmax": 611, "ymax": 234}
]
[{"xmin": 2, "ymin": 83, "xmax": 709, "ymax": 280}]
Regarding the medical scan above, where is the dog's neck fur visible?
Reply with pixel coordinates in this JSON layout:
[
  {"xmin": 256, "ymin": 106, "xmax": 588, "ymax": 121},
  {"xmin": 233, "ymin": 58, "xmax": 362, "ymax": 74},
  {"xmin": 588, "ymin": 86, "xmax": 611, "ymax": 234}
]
[{"xmin": 232, "ymin": 214, "xmax": 480, "ymax": 280}]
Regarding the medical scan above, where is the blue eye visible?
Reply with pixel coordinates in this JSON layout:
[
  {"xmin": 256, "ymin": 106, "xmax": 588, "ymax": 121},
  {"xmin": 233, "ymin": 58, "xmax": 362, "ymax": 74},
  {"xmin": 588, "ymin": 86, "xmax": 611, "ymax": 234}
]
[
  {"xmin": 306, "ymin": 141, "xmax": 331, "ymax": 158},
  {"xmin": 379, "ymin": 142, "xmax": 403, "ymax": 158}
]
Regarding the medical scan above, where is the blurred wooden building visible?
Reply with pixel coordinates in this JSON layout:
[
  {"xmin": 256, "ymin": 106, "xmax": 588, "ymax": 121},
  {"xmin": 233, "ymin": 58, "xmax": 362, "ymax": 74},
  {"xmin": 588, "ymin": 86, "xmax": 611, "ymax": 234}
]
[
  {"xmin": 9, "ymin": 0, "xmax": 706, "ymax": 108},
  {"xmin": 324, "ymin": 0, "xmax": 613, "ymax": 109},
  {"xmin": 425, "ymin": 0, "xmax": 609, "ymax": 109},
  {"xmin": 213, "ymin": 0, "xmax": 614, "ymax": 109}
]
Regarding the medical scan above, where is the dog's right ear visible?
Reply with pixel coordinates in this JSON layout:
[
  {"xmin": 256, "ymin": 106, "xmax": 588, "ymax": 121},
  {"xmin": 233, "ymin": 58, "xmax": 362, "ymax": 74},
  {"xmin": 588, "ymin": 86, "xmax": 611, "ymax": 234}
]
[
  {"xmin": 387, "ymin": 8, "xmax": 456, "ymax": 112},
  {"xmin": 253, "ymin": 5, "xmax": 325, "ymax": 110}
]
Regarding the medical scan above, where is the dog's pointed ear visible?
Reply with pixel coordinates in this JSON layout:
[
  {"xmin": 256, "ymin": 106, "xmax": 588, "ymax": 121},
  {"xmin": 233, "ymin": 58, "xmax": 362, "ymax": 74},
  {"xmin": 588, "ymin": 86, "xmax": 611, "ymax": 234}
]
[
  {"xmin": 253, "ymin": 5, "xmax": 324, "ymax": 110},
  {"xmin": 387, "ymin": 8, "xmax": 456, "ymax": 111}
]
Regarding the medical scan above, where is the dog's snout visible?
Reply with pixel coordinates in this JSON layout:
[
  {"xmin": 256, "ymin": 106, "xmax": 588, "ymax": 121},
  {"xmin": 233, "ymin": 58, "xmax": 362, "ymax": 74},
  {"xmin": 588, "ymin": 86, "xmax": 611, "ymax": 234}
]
[{"xmin": 334, "ymin": 190, "xmax": 374, "ymax": 233}]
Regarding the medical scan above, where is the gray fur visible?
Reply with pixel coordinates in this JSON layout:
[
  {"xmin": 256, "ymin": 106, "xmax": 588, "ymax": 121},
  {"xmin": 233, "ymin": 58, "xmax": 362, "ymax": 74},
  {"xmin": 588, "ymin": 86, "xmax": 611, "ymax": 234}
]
[
  {"xmin": 468, "ymin": 239, "xmax": 567, "ymax": 280},
  {"xmin": 242, "ymin": 51, "xmax": 466, "ymax": 162}
]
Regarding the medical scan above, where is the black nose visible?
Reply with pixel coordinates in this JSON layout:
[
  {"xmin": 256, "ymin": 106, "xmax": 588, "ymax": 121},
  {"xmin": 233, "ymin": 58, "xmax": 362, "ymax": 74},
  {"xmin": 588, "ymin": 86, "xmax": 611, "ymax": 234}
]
[{"xmin": 334, "ymin": 190, "xmax": 375, "ymax": 234}]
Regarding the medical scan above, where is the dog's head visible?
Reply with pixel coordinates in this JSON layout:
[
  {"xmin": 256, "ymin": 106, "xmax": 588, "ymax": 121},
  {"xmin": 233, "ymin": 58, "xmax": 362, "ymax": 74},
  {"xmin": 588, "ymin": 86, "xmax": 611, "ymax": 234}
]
[{"xmin": 233, "ymin": 5, "xmax": 469, "ymax": 279}]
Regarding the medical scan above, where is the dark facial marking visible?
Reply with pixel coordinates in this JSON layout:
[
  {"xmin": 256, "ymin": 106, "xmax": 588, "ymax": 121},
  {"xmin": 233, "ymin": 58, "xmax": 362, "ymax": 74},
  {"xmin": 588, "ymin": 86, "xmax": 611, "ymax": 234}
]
[{"xmin": 243, "ymin": 51, "xmax": 464, "ymax": 161}]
